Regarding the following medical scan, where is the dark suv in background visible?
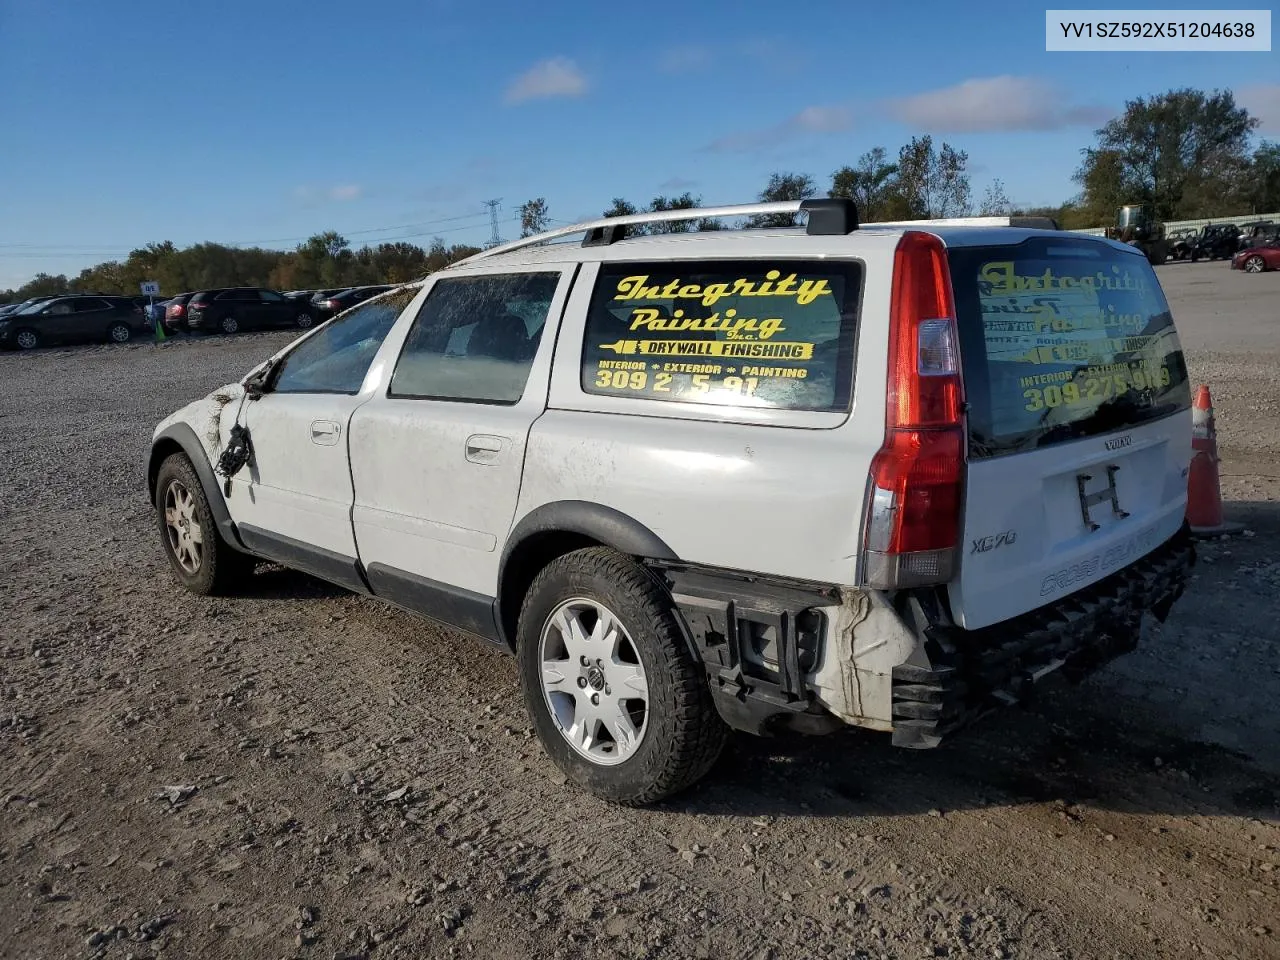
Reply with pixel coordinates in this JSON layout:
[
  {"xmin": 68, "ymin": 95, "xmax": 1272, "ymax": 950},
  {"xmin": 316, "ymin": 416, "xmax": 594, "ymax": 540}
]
[
  {"xmin": 185, "ymin": 288, "xmax": 317, "ymax": 334},
  {"xmin": 0, "ymin": 295, "xmax": 150, "ymax": 350}
]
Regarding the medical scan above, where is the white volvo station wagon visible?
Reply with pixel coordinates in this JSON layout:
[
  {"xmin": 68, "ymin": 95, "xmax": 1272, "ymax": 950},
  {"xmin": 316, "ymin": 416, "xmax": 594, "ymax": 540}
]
[{"xmin": 148, "ymin": 199, "xmax": 1197, "ymax": 805}]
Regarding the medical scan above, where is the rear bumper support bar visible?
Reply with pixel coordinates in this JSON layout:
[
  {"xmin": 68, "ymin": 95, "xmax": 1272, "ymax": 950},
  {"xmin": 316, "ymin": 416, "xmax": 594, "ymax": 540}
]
[{"xmin": 890, "ymin": 522, "xmax": 1197, "ymax": 748}]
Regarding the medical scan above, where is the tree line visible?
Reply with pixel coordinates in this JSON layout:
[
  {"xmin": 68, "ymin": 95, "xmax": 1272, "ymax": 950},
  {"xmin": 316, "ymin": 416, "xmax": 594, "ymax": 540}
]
[
  {"xmin": 6, "ymin": 86, "xmax": 1277, "ymax": 305},
  {"xmin": 2, "ymin": 232, "xmax": 483, "ymax": 305}
]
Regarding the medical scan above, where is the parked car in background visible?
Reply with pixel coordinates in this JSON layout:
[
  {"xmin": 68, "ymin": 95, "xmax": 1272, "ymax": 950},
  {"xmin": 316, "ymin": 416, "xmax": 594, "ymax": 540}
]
[
  {"xmin": 0, "ymin": 295, "xmax": 150, "ymax": 350},
  {"xmin": 1167, "ymin": 229, "xmax": 1197, "ymax": 261},
  {"xmin": 1231, "ymin": 238, "xmax": 1280, "ymax": 273},
  {"xmin": 163, "ymin": 293, "xmax": 197, "ymax": 331},
  {"xmin": 0, "ymin": 295, "xmax": 59, "ymax": 318},
  {"xmin": 1189, "ymin": 224, "xmax": 1242, "ymax": 261},
  {"xmin": 1238, "ymin": 220, "xmax": 1278, "ymax": 250},
  {"xmin": 185, "ymin": 287, "xmax": 317, "ymax": 334},
  {"xmin": 310, "ymin": 285, "xmax": 398, "ymax": 324}
]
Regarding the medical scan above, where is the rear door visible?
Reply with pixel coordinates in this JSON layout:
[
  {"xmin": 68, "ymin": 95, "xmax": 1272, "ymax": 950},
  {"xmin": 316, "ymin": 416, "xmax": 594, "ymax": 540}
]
[
  {"xmin": 347, "ymin": 266, "xmax": 571, "ymax": 634},
  {"xmin": 945, "ymin": 235, "xmax": 1193, "ymax": 630}
]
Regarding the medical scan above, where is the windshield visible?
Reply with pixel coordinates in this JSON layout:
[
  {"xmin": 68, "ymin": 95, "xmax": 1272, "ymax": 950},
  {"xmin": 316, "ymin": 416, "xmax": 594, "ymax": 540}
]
[{"xmin": 948, "ymin": 237, "xmax": 1192, "ymax": 458}]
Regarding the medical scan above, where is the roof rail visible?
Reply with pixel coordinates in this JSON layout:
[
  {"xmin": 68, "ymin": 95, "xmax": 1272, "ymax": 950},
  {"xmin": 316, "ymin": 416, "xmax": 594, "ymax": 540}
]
[
  {"xmin": 867, "ymin": 215, "xmax": 1061, "ymax": 230},
  {"xmin": 450, "ymin": 198, "xmax": 861, "ymax": 266}
]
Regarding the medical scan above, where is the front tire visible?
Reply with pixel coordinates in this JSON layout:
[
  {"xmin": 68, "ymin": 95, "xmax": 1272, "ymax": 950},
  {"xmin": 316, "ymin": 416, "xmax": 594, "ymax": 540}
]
[
  {"xmin": 1244, "ymin": 255, "xmax": 1266, "ymax": 273},
  {"xmin": 154, "ymin": 452, "xmax": 254, "ymax": 595},
  {"xmin": 517, "ymin": 547, "xmax": 728, "ymax": 806},
  {"xmin": 13, "ymin": 328, "xmax": 39, "ymax": 350}
]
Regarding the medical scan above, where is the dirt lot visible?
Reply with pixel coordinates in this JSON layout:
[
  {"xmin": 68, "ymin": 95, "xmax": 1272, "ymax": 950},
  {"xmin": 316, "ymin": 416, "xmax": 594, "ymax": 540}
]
[{"xmin": 1, "ymin": 261, "xmax": 1278, "ymax": 960}]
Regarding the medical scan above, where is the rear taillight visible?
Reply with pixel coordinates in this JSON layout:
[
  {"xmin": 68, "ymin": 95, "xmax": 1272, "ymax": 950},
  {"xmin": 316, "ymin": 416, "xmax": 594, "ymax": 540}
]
[
  {"xmin": 190, "ymin": 301, "xmax": 208, "ymax": 311},
  {"xmin": 167, "ymin": 304, "xmax": 184, "ymax": 317},
  {"xmin": 862, "ymin": 230, "xmax": 966, "ymax": 590},
  {"xmin": 324, "ymin": 299, "xmax": 341, "ymax": 309}
]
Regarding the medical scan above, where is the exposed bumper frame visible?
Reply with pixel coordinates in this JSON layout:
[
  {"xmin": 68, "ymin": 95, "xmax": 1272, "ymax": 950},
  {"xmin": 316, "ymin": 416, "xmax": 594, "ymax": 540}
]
[{"xmin": 890, "ymin": 522, "xmax": 1197, "ymax": 748}]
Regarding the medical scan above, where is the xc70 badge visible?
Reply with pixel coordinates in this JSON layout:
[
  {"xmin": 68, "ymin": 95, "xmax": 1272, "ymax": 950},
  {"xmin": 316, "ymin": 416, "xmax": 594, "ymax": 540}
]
[{"xmin": 971, "ymin": 530, "xmax": 1017, "ymax": 554}]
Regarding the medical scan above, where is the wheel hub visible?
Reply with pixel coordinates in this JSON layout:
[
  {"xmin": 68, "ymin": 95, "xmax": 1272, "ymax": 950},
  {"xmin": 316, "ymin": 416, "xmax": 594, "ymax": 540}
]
[{"xmin": 585, "ymin": 664, "xmax": 606, "ymax": 690}]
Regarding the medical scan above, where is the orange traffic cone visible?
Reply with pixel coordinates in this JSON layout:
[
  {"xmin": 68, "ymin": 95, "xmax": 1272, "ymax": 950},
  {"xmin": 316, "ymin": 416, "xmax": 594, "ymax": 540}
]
[{"xmin": 1186, "ymin": 385, "xmax": 1242, "ymax": 537}]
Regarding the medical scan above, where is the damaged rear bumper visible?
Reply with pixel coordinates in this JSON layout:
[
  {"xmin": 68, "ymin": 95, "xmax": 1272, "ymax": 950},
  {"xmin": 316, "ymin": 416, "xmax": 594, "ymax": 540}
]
[{"xmin": 890, "ymin": 522, "xmax": 1197, "ymax": 749}]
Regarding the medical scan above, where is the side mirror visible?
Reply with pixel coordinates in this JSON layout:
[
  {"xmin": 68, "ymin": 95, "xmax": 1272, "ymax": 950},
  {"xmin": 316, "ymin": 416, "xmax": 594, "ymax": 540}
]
[{"xmin": 244, "ymin": 361, "xmax": 277, "ymax": 399}]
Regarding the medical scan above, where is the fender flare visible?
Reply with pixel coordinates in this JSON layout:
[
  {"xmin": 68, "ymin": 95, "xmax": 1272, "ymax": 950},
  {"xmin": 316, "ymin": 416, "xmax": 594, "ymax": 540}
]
[
  {"xmin": 147, "ymin": 422, "xmax": 245, "ymax": 551},
  {"xmin": 494, "ymin": 501, "xmax": 679, "ymax": 645}
]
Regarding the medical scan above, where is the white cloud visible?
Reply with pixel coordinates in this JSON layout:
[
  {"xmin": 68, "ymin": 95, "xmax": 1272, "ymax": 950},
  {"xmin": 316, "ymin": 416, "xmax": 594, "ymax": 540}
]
[
  {"xmin": 328, "ymin": 184, "xmax": 363, "ymax": 201},
  {"xmin": 704, "ymin": 104, "xmax": 854, "ymax": 153},
  {"xmin": 1239, "ymin": 83, "xmax": 1280, "ymax": 134},
  {"xmin": 504, "ymin": 57, "xmax": 587, "ymax": 105},
  {"xmin": 886, "ymin": 76, "xmax": 1110, "ymax": 132}
]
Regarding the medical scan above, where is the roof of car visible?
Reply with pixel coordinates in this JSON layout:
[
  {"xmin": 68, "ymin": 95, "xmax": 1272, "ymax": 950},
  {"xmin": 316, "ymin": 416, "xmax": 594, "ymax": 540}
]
[{"xmin": 441, "ymin": 223, "xmax": 1133, "ymax": 274}]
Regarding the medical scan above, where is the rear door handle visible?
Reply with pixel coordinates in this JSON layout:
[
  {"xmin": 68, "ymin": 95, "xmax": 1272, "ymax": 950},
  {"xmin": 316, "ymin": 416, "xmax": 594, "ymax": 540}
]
[
  {"xmin": 465, "ymin": 434, "xmax": 504, "ymax": 464},
  {"xmin": 311, "ymin": 420, "xmax": 341, "ymax": 446}
]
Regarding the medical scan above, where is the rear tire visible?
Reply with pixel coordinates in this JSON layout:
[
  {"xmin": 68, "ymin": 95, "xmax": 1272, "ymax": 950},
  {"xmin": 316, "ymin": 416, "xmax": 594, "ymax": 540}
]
[
  {"xmin": 154, "ymin": 452, "xmax": 254, "ymax": 596},
  {"xmin": 295, "ymin": 312, "xmax": 314, "ymax": 329},
  {"xmin": 219, "ymin": 315, "xmax": 239, "ymax": 334},
  {"xmin": 107, "ymin": 322, "xmax": 131, "ymax": 343},
  {"xmin": 516, "ymin": 546, "xmax": 728, "ymax": 806}
]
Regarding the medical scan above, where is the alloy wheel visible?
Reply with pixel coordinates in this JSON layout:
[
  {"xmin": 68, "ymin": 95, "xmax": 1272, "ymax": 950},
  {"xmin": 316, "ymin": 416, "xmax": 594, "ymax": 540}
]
[{"xmin": 537, "ymin": 598, "xmax": 649, "ymax": 766}]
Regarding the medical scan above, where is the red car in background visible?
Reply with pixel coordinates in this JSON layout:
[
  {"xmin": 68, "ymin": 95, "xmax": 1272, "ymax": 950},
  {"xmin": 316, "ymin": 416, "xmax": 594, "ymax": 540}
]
[{"xmin": 1232, "ymin": 240, "xmax": 1280, "ymax": 273}]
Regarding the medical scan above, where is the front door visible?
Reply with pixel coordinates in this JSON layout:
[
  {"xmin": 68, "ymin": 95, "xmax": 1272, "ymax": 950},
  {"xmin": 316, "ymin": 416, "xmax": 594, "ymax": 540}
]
[
  {"xmin": 223, "ymin": 295, "xmax": 409, "ymax": 591},
  {"xmin": 348, "ymin": 265, "xmax": 573, "ymax": 639}
]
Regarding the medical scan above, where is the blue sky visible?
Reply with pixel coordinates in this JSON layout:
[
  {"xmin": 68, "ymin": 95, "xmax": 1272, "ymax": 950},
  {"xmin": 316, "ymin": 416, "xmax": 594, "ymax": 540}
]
[{"xmin": 0, "ymin": 0, "xmax": 1276, "ymax": 289}]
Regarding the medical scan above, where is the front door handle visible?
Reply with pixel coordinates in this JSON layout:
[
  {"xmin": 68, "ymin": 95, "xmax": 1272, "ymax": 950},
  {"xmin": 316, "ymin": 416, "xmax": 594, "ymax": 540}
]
[
  {"xmin": 465, "ymin": 434, "xmax": 504, "ymax": 464},
  {"xmin": 311, "ymin": 420, "xmax": 341, "ymax": 446}
]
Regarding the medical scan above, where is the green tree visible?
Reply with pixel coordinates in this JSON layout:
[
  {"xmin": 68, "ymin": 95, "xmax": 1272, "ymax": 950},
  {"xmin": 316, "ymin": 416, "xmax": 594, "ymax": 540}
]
[
  {"xmin": 829, "ymin": 148, "xmax": 898, "ymax": 222},
  {"xmin": 518, "ymin": 198, "xmax": 551, "ymax": 237},
  {"xmin": 744, "ymin": 172, "xmax": 816, "ymax": 228},
  {"xmin": 979, "ymin": 178, "xmax": 1012, "ymax": 216},
  {"xmin": 1246, "ymin": 141, "xmax": 1280, "ymax": 214},
  {"xmin": 1074, "ymin": 87, "xmax": 1257, "ymax": 221},
  {"xmin": 648, "ymin": 192, "xmax": 700, "ymax": 233},
  {"xmin": 894, "ymin": 136, "xmax": 971, "ymax": 219}
]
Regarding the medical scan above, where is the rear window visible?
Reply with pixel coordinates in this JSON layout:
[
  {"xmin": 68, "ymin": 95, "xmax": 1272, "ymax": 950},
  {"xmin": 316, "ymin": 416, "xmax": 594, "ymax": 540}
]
[
  {"xmin": 948, "ymin": 237, "xmax": 1191, "ymax": 458},
  {"xmin": 580, "ymin": 259, "xmax": 862, "ymax": 412}
]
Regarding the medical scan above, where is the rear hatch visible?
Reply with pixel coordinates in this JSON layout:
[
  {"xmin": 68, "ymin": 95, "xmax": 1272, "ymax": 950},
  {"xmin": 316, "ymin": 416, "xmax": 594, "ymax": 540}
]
[{"xmin": 945, "ymin": 235, "xmax": 1193, "ymax": 630}]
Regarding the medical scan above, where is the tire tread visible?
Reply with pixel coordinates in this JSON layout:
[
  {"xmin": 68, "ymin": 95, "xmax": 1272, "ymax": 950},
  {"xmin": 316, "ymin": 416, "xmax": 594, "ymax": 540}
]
[{"xmin": 520, "ymin": 546, "xmax": 728, "ymax": 806}]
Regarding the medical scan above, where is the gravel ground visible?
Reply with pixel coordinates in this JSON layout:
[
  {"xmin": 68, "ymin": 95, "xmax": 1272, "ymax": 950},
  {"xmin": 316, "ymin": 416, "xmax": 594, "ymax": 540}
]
[{"xmin": 1, "ymin": 261, "xmax": 1278, "ymax": 960}]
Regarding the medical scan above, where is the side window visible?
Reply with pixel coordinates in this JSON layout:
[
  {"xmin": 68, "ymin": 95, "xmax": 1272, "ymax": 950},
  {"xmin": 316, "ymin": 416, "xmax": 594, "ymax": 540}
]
[
  {"xmin": 270, "ymin": 296, "xmax": 408, "ymax": 395},
  {"xmin": 74, "ymin": 298, "xmax": 111, "ymax": 312},
  {"xmin": 388, "ymin": 272, "xmax": 560, "ymax": 404},
  {"xmin": 47, "ymin": 300, "xmax": 73, "ymax": 315},
  {"xmin": 259, "ymin": 290, "xmax": 285, "ymax": 302},
  {"xmin": 580, "ymin": 260, "xmax": 862, "ymax": 412}
]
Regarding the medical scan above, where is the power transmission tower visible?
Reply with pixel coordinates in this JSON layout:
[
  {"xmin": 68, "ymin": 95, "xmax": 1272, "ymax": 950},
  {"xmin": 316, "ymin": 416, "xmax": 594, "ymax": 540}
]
[{"xmin": 484, "ymin": 199, "xmax": 503, "ymax": 247}]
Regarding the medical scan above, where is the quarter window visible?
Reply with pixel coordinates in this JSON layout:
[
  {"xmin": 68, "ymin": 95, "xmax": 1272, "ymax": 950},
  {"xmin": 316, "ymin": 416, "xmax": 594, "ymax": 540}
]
[
  {"xmin": 388, "ymin": 272, "xmax": 559, "ymax": 404},
  {"xmin": 580, "ymin": 260, "xmax": 862, "ymax": 412}
]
